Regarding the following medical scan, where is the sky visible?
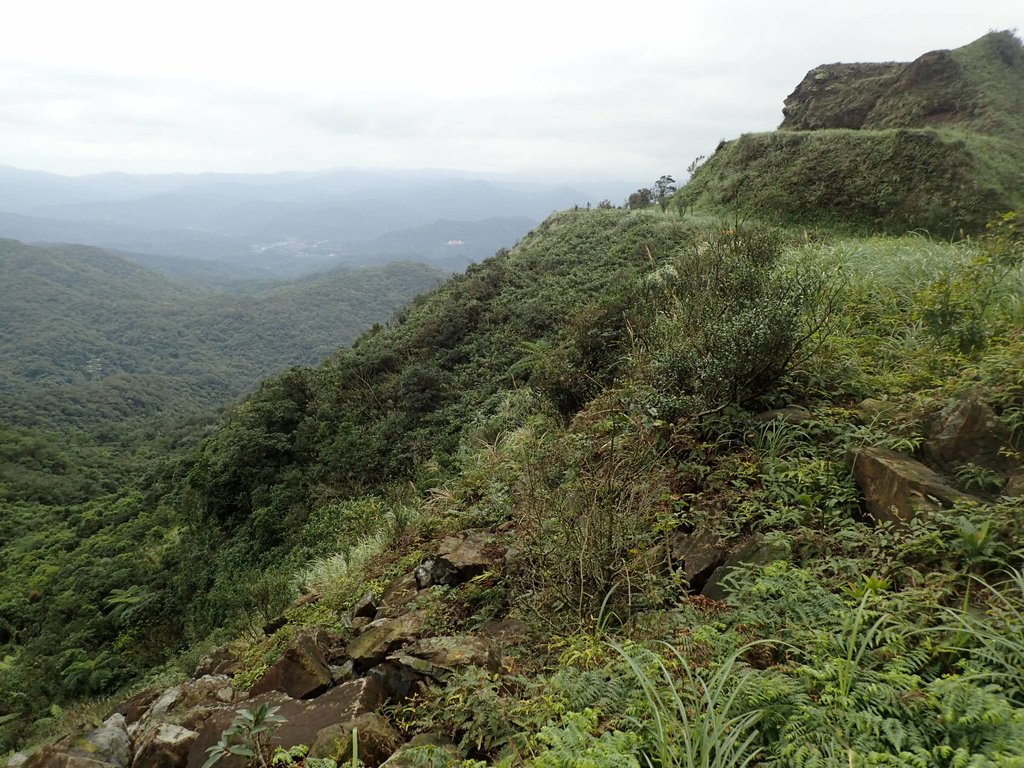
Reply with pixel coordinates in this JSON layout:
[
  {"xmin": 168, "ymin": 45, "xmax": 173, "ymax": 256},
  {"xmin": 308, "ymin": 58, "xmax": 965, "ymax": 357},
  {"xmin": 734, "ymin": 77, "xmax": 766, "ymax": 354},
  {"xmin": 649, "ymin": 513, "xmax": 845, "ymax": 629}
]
[{"xmin": 2, "ymin": 0, "xmax": 1021, "ymax": 184}]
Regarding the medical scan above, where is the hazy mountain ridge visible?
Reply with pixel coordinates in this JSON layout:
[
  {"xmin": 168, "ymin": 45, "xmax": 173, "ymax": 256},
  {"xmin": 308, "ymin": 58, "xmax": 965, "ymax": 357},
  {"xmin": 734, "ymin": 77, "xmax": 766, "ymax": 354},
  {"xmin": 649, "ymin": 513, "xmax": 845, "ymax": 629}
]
[{"xmin": 0, "ymin": 167, "xmax": 599, "ymax": 277}]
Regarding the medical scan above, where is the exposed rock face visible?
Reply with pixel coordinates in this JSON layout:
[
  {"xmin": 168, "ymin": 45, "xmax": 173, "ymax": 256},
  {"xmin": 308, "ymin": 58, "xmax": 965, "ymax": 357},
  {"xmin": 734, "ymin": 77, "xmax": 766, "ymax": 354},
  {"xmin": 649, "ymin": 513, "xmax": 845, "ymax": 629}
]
[
  {"xmin": 413, "ymin": 559, "xmax": 460, "ymax": 589},
  {"xmin": 352, "ymin": 592, "xmax": 378, "ymax": 620},
  {"xmin": 25, "ymin": 715, "xmax": 131, "ymax": 768},
  {"xmin": 855, "ymin": 398, "xmax": 901, "ymax": 425},
  {"xmin": 249, "ymin": 628, "xmax": 334, "ymax": 699},
  {"xmin": 414, "ymin": 530, "xmax": 504, "ymax": 590},
  {"xmin": 924, "ymin": 390, "xmax": 1017, "ymax": 475},
  {"xmin": 846, "ymin": 446, "xmax": 977, "ymax": 523},
  {"xmin": 186, "ymin": 677, "xmax": 386, "ymax": 768}
]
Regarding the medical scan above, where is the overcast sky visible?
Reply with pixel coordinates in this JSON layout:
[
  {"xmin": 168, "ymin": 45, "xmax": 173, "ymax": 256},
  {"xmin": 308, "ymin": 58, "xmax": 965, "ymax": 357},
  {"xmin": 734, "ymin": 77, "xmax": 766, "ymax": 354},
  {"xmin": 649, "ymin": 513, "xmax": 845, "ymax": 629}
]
[{"xmin": 2, "ymin": 0, "xmax": 1021, "ymax": 183}]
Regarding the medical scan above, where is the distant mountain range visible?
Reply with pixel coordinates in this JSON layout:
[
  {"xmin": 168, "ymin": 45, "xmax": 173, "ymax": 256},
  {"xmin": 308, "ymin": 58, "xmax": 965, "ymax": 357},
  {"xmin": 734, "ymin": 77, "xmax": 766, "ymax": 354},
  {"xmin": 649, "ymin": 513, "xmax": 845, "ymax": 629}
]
[{"xmin": 0, "ymin": 167, "xmax": 605, "ymax": 278}]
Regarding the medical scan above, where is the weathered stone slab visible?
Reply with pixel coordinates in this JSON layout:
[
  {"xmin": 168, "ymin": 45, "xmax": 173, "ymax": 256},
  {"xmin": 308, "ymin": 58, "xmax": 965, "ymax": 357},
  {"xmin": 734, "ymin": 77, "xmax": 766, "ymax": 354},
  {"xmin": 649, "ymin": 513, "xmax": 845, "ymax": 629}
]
[{"xmin": 847, "ymin": 446, "xmax": 977, "ymax": 523}]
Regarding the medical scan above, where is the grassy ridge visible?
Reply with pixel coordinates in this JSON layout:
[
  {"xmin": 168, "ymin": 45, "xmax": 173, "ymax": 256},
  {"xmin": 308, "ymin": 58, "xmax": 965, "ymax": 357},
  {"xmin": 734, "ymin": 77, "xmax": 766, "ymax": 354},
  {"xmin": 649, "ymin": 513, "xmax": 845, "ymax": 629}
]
[{"xmin": 684, "ymin": 31, "xmax": 1024, "ymax": 233}]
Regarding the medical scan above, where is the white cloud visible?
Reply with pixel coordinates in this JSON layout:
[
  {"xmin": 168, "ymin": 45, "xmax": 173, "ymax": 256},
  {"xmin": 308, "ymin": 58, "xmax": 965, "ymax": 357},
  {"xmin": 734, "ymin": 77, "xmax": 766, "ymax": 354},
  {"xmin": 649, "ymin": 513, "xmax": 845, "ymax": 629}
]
[{"xmin": 0, "ymin": 0, "xmax": 1020, "ymax": 179}]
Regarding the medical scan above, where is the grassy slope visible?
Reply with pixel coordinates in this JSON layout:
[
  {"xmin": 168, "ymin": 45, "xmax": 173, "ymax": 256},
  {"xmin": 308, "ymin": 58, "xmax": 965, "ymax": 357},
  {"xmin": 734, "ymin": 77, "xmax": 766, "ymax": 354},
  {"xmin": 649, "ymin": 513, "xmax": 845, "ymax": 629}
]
[{"xmin": 10, "ymin": 208, "xmax": 1019, "ymax": 764}]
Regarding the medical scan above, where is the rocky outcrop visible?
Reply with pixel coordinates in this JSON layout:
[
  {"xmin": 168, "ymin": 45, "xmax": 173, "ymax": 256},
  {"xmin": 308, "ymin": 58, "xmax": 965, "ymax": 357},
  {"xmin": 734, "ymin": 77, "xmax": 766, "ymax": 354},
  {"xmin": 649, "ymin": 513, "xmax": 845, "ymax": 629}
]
[
  {"xmin": 186, "ymin": 677, "xmax": 386, "ymax": 768},
  {"xmin": 389, "ymin": 636, "xmax": 498, "ymax": 681},
  {"xmin": 668, "ymin": 530, "xmax": 725, "ymax": 593},
  {"xmin": 347, "ymin": 611, "xmax": 428, "ymax": 666},
  {"xmin": 846, "ymin": 446, "xmax": 978, "ymax": 523},
  {"xmin": 130, "ymin": 724, "xmax": 196, "ymax": 768}
]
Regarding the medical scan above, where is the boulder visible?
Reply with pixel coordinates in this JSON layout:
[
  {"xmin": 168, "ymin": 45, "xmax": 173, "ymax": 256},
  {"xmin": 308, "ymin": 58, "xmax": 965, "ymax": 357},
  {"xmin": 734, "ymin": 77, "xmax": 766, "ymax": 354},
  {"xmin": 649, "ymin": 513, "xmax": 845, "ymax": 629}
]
[
  {"xmin": 366, "ymin": 662, "xmax": 425, "ymax": 703},
  {"xmin": 702, "ymin": 536, "xmax": 791, "ymax": 602},
  {"xmin": 855, "ymin": 398, "xmax": 901, "ymax": 425},
  {"xmin": 249, "ymin": 628, "xmax": 334, "ymax": 699},
  {"xmin": 437, "ymin": 531, "xmax": 503, "ymax": 574},
  {"xmin": 1006, "ymin": 471, "xmax": 1024, "ymax": 497},
  {"xmin": 347, "ymin": 611, "xmax": 427, "ymax": 666},
  {"xmin": 193, "ymin": 646, "xmax": 241, "ymax": 679},
  {"xmin": 925, "ymin": 390, "xmax": 1017, "ymax": 474},
  {"xmin": 309, "ymin": 713, "xmax": 401, "ymax": 767},
  {"xmin": 413, "ymin": 559, "xmax": 460, "ymax": 589},
  {"xmin": 130, "ymin": 724, "xmax": 196, "ymax": 768},
  {"xmin": 187, "ymin": 677, "xmax": 386, "ymax": 768},
  {"xmin": 668, "ymin": 530, "xmax": 725, "ymax": 593},
  {"xmin": 26, "ymin": 715, "xmax": 131, "ymax": 768},
  {"xmin": 130, "ymin": 676, "xmax": 237, "ymax": 743},
  {"xmin": 7, "ymin": 753, "xmax": 28, "ymax": 768},
  {"xmin": 112, "ymin": 688, "xmax": 161, "ymax": 726},
  {"xmin": 847, "ymin": 446, "xmax": 977, "ymax": 523},
  {"xmin": 389, "ymin": 636, "xmax": 498, "ymax": 681},
  {"xmin": 352, "ymin": 592, "xmax": 378, "ymax": 620}
]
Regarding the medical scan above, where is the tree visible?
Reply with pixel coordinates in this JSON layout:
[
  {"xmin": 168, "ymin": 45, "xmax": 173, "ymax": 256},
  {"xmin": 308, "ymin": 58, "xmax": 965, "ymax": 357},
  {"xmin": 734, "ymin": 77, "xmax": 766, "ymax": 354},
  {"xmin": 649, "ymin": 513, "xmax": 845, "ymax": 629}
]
[
  {"xmin": 654, "ymin": 175, "xmax": 677, "ymax": 211},
  {"xmin": 626, "ymin": 188, "xmax": 654, "ymax": 209}
]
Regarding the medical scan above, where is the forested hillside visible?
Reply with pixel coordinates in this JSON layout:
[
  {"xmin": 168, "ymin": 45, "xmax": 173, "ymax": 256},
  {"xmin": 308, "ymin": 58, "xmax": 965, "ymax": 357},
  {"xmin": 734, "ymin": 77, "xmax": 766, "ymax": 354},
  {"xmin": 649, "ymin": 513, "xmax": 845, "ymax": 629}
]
[
  {"xmin": 5, "ymin": 32, "xmax": 1024, "ymax": 768},
  {"xmin": 0, "ymin": 239, "xmax": 446, "ymax": 429}
]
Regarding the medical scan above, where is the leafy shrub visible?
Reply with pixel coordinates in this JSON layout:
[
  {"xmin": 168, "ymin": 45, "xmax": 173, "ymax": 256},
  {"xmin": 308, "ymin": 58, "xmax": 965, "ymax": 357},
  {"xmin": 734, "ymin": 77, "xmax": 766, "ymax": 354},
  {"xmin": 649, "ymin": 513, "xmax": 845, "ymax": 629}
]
[{"xmin": 628, "ymin": 227, "xmax": 836, "ymax": 418}]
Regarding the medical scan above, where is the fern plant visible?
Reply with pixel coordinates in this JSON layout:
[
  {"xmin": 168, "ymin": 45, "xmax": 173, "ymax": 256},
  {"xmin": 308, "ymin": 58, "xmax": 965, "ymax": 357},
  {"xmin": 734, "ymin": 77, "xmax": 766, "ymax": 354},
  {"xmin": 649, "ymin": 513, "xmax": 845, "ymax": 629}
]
[{"xmin": 610, "ymin": 639, "xmax": 765, "ymax": 768}]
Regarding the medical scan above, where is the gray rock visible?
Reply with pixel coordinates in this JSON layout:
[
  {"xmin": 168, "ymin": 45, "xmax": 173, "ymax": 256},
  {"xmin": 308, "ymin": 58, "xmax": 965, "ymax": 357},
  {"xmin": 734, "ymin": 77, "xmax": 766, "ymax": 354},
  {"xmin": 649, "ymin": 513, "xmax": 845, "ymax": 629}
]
[
  {"xmin": 855, "ymin": 398, "xmax": 901, "ymax": 425},
  {"xmin": 1006, "ymin": 470, "xmax": 1024, "ymax": 497},
  {"xmin": 366, "ymin": 662, "xmax": 425, "ymax": 703},
  {"xmin": 413, "ymin": 559, "xmax": 460, "ymax": 589},
  {"xmin": 668, "ymin": 530, "xmax": 725, "ymax": 592},
  {"xmin": 389, "ymin": 636, "xmax": 498, "ymax": 681},
  {"xmin": 25, "ymin": 715, "xmax": 131, "ymax": 768},
  {"xmin": 309, "ymin": 712, "xmax": 401, "ymax": 767},
  {"xmin": 186, "ymin": 677, "xmax": 386, "ymax": 768},
  {"xmin": 352, "ymin": 591, "xmax": 378, "ymax": 620},
  {"xmin": 379, "ymin": 573, "xmax": 420, "ymax": 612}
]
